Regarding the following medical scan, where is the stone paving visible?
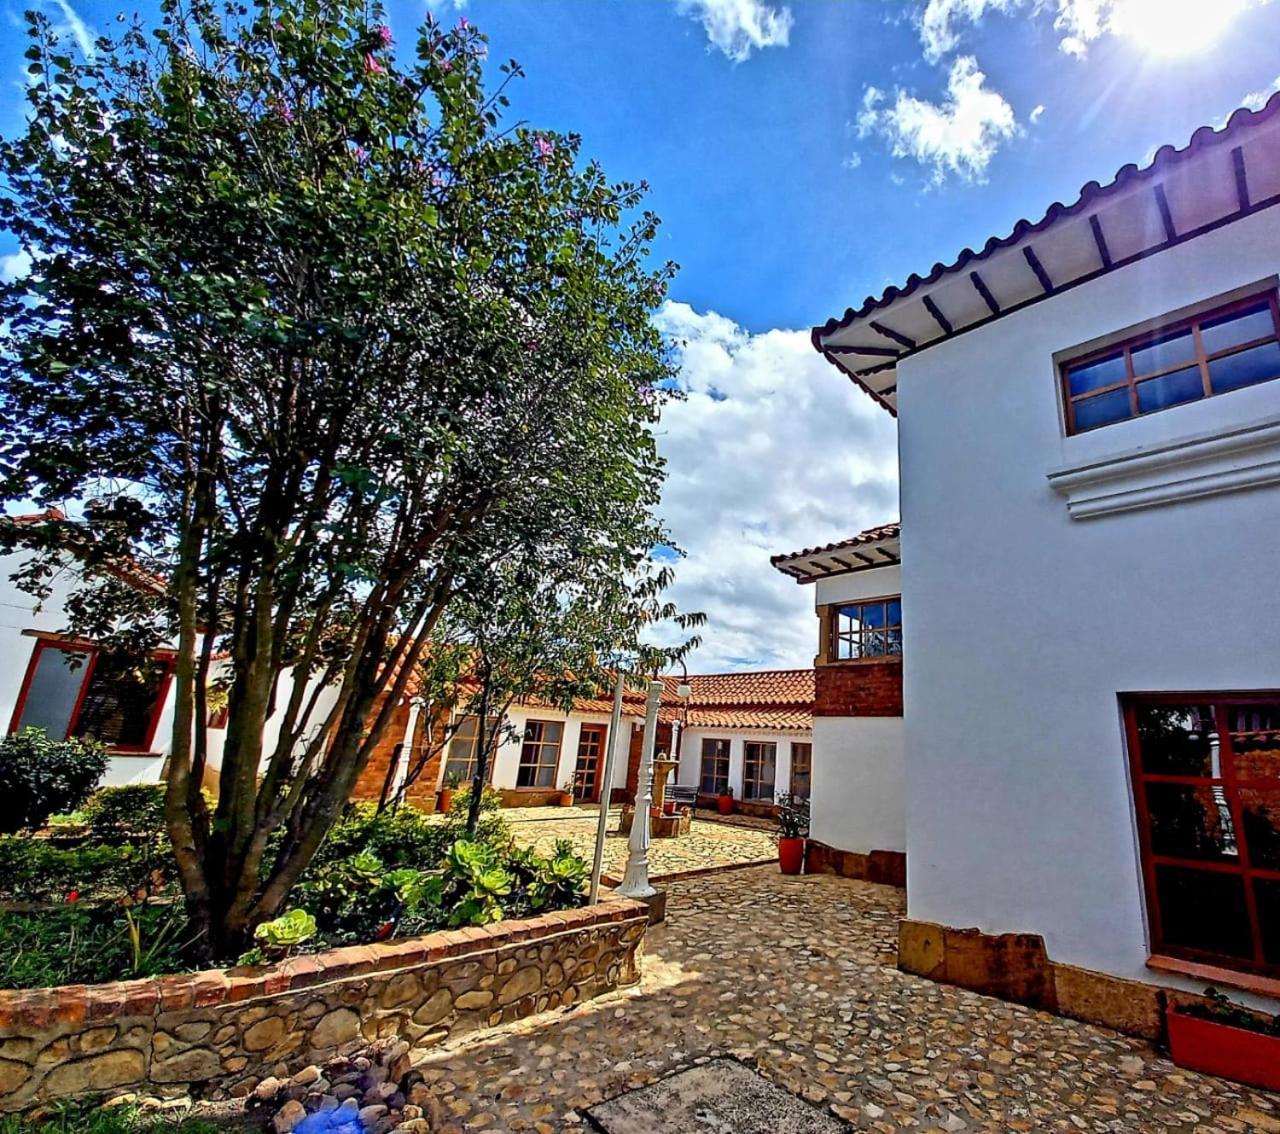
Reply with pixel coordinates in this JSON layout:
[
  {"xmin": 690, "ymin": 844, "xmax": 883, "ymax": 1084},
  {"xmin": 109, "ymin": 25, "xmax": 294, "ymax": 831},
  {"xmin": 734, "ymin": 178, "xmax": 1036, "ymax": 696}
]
[
  {"xmin": 411, "ymin": 866, "xmax": 1280, "ymax": 1133},
  {"xmin": 502, "ymin": 805, "xmax": 778, "ymax": 881}
]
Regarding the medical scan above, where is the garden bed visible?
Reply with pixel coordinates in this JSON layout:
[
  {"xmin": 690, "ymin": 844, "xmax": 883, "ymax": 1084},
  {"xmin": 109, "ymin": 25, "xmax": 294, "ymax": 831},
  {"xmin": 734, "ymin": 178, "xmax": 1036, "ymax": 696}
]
[{"xmin": 0, "ymin": 894, "xmax": 647, "ymax": 1112}]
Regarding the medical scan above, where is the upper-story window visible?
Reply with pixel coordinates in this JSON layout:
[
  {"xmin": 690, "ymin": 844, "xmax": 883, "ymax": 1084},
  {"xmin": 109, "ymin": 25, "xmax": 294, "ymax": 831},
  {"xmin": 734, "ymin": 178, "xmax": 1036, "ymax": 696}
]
[
  {"xmin": 830, "ymin": 597, "xmax": 902, "ymax": 661},
  {"xmin": 1062, "ymin": 292, "xmax": 1280, "ymax": 435}
]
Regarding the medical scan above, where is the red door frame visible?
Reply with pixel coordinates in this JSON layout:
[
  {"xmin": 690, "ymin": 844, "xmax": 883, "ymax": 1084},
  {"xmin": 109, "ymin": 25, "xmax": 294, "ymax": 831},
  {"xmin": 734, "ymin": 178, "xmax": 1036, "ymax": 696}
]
[{"xmin": 573, "ymin": 723, "xmax": 608, "ymax": 803}]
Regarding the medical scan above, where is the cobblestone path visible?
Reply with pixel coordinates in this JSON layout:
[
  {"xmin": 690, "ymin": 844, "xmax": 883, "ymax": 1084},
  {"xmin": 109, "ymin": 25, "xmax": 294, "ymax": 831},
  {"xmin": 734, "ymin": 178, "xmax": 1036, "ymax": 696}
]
[
  {"xmin": 504, "ymin": 806, "xmax": 777, "ymax": 880},
  {"xmin": 412, "ymin": 866, "xmax": 1280, "ymax": 1133}
]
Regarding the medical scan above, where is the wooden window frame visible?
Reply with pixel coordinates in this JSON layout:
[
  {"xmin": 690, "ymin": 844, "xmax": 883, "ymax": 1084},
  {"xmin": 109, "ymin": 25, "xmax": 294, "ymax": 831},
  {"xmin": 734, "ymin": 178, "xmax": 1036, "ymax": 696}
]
[
  {"xmin": 516, "ymin": 718, "xmax": 563, "ymax": 790},
  {"xmin": 442, "ymin": 714, "xmax": 500, "ymax": 786},
  {"xmin": 790, "ymin": 741, "xmax": 812, "ymax": 800},
  {"xmin": 8, "ymin": 638, "xmax": 173, "ymax": 754},
  {"xmin": 742, "ymin": 740, "xmax": 777, "ymax": 801},
  {"xmin": 828, "ymin": 594, "xmax": 903, "ymax": 663},
  {"xmin": 699, "ymin": 737, "xmax": 731, "ymax": 795},
  {"xmin": 1061, "ymin": 290, "xmax": 1280, "ymax": 435},
  {"xmin": 1124, "ymin": 692, "xmax": 1280, "ymax": 980}
]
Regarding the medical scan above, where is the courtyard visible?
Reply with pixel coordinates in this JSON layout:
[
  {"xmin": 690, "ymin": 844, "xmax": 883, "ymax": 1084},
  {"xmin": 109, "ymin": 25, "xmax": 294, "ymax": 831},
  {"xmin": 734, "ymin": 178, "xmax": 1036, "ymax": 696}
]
[
  {"xmin": 501, "ymin": 805, "xmax": 778, "ymax": 882},
  {"xmin": 409, "ymin": 866, "xmax": 1280, "ymax": 1133}
]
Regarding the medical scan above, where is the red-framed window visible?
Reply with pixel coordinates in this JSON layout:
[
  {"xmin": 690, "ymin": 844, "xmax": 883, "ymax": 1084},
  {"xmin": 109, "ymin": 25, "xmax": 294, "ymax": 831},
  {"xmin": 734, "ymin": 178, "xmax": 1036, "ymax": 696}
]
[
  {"xmin": 1125, "ymin": 694, "xmax": 1280, "ymax": 978},
  {"xmin": 1062, "ymin": 292, "xmax": 1280, "ymax": 434},
  {"xmin": 9, "ymin": 638, "xmax": 174, "ymax": 752},
  {"xmin": 743, "ymin": 741, "xmax": 776, "ymax": 801},
  {"xmin": 699, "ymin": 737, "xmax": 730, "ymax": 795},
  {"xmin": 830, "ymin": 596, "xmax": 902, "ymax": 661}
]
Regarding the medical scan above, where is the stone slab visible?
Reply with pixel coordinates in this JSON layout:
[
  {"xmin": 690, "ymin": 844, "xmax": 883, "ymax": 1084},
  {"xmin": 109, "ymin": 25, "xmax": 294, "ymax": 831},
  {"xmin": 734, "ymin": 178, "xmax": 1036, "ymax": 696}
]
[{"xmin": 585, "ymin": 1058, "xmax": 847, "ymax": 1134}]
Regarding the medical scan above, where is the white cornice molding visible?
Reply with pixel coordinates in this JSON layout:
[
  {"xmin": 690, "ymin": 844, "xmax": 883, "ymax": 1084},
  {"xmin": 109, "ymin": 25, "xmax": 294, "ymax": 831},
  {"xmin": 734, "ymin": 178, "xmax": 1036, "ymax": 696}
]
[{"xmin": 1047, "ymin": 413, "xmax": 1280, "ymax": 520}]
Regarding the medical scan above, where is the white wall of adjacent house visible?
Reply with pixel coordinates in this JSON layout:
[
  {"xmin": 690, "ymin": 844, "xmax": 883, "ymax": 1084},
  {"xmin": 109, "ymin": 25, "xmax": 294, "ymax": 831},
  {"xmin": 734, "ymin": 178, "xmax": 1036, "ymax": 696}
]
[
  {"xmin": 675, "ymin": 725, "xmax": 812, "ymax": 804},
  {"xmin": 810, "ymin": 563, "xmax": 905, "ymax": 854},
  {"xmin": 488, "ymin": 704, "xmax": 630, "ymax": 798},
  {"xmin": 897, "ymin": 205, "xmax": 1280, "ymax": 1003}
]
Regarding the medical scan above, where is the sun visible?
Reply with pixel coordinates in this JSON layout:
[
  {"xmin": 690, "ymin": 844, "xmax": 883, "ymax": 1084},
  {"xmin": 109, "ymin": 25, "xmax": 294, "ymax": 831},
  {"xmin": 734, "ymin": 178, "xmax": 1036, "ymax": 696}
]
[{"xmin": 1110, "ymin": 0, "xmax": 1248, "ymax": 56}]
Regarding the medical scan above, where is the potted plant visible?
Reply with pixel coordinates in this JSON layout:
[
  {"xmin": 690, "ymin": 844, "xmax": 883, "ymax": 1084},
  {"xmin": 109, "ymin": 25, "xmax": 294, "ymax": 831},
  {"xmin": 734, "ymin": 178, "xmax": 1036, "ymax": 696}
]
[
  {"xmin": 774, "ymin": 792, "xmax": 810, "ymax": 875},
  {"xmin": 438, "ymin": 770, "xmax": 461, "ymax": 814},
  {"xmin": 558, "ymin": 777, "xmax": 575, "ymax": 807},
  {"xmin": 717, "ymin": 784, "xmax": 734, "ymax": 815},
  {"xmin": 1166, "ymin": 987, "xmax": 1280, "ymax": 1090}
]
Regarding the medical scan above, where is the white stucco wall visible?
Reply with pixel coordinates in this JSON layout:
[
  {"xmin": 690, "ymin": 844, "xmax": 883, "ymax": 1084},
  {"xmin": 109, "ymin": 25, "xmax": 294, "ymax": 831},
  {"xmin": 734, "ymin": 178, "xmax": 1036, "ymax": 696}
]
[
  {"xmin": 898, "ymin": 206, "xmax": 1280, "ymax": 998},
  {"xmin": 808, "ymin": 562, "xmax": 905, "ymax": 854},
  {"xmin": 675, "ymin": 725, "xmax": 811, "ymax": 803},
  {"xmin": 810, "ymin": 716, "xmax": 904, "ymax": 854},
  {"xmin": 491, "ymin": 705, "xmax": 628, "ymax": 797}
]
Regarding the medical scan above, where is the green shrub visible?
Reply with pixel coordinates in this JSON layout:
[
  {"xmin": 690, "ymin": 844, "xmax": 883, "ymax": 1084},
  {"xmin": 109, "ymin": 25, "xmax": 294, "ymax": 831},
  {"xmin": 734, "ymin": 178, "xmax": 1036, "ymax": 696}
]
[
  {"xmin": 507, "ymin": 838, "xmax": 589, "ymax": 915},
  {"xmin": 0, "ymin": 729, "xmax": 108, "ymax": 834},
  {"xmin": 0, "ymin": 1101, "xmax": 246, "ymax": 1134},
  {"xmin": 0, "ymin": 901, "xmax": 189, "ymax": 989},
  {"xmin": 82, "ymin": 784, "xmax": 168, "ymax": 841},
  {"xmin": 0, "ymin": 837, "xmax": 176, "ymax": 902}
]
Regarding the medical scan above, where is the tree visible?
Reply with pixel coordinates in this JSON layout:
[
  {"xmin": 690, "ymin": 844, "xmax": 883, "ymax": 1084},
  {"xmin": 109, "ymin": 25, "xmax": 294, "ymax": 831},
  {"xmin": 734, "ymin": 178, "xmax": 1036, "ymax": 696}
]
[
  {"xmin": 411, "ymin": 555, "xmax": 703, "ymax": 836},
  {"xmin": 0, "ymin": 0, "xmax": 679, "ymax": 957}
]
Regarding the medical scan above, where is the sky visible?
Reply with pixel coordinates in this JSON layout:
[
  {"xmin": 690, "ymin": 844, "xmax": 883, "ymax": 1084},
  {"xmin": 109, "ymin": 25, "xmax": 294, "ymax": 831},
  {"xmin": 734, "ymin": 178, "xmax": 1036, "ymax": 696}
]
[{"xmin": 3, "ymin": 0, "xmax": 1280, "ymax": 671}]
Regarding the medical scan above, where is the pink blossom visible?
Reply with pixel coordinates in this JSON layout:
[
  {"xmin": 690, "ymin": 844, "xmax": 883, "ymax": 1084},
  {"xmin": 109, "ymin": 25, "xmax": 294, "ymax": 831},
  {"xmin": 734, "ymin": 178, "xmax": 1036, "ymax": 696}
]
[
  {"xmin": 276, "ymin": 101, "xmax": 294, "ymax": 124},
  {"xmin": 365, "ymin": 52, "xmax": 386, "ymax": 75},
  {"xmin": 533, "ymin": 135, "xmax": 554, "ymax": 164},
  {"xmin": 374, "ymin": 24, "xmax": 392, "ymax": 46},
  {"xmin": 354, "ymin": 145, "xmax": 368, "ymax": 163},
  {"xmin": 456, "ymin": 15, "xmax": 469, "ymax": 29},
  {"xmin": 439, "ymin": 56, "xmax": 453, "ymax": 73}
]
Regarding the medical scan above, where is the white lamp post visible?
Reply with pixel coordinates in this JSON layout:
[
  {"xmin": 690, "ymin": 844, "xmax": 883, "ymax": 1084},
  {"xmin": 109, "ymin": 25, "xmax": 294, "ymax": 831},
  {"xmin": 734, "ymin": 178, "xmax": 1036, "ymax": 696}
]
[
  {"xmin": 617, "ymin": 679, "xmax": 664, "ymax": 899},
  {"xmin": 588, "ymin": 671, "xmax": 626, "ymax": 903}
]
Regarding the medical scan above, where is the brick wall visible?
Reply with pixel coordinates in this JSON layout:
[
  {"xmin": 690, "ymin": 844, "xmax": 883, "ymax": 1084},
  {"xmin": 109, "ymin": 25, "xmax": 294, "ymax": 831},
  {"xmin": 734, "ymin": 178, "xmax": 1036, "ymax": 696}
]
[
  {"xmin": 813, "ymin": 660, "xmax": 902, "ymax": 717},
  {"xmin": 349, "ymin": 698, "xmax": 443, "ymax": 809},
  {"xmin": 624, "ymin": 721, "xmax": 672, "ymax": 800},
  {"xmin": 0, "ymin": 899, "xmax": 647, "ymax": 1111}
]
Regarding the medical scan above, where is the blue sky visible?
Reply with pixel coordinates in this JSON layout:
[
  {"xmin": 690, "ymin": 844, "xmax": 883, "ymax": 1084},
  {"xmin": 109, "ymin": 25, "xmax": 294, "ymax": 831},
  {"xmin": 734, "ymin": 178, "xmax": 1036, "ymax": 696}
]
[{"xmin": 3, "ymin": 0, "xmax": 1280, "ymax": 669}]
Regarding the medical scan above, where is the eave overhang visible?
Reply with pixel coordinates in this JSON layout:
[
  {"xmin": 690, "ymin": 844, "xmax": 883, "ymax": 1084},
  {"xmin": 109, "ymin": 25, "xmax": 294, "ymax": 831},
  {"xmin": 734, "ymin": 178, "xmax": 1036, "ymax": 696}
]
[
  {"xmin": 770, "ymin": 522, "xmax": 901, "ymax": 584},
  {"xmin": 813, "ymin": 90, "xmax": 1280, "ymax": 416}
]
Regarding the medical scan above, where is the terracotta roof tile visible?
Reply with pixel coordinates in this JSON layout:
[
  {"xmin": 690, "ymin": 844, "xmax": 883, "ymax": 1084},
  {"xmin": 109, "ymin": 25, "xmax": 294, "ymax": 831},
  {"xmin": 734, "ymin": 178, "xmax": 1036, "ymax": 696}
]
[{"xmin": 770, "ymin": 522, "xmax": 900, "ymax": 567}]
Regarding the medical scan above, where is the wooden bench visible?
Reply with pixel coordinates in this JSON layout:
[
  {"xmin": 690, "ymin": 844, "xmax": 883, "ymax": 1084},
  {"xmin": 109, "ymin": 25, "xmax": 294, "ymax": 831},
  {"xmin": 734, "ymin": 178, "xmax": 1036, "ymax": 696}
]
[{"xmin": 664, "ymin": 784, "xmax": 698, "ymax": 809}]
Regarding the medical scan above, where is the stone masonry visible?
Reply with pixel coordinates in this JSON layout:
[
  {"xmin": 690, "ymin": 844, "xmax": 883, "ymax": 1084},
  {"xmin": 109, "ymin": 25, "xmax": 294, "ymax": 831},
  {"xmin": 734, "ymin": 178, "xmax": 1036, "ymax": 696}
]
[{"xmin": 0, "ymin": 898, "xmax": 647, "ymax": 1112}]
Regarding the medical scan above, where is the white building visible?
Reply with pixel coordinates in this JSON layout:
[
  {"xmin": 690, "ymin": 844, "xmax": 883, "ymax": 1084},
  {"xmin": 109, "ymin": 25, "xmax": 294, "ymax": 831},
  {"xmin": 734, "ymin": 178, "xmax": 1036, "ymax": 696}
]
[
  {"xmin": 805, "ymin": 93, "xmax": 1280, "ymax": 1031},
  {"xmin": 772, "ymin": 525, "xmax": 905, "ymax": 883},
  {"xmin": 1, "ymin": 516, "xmax": 814, "ymax": 817}
]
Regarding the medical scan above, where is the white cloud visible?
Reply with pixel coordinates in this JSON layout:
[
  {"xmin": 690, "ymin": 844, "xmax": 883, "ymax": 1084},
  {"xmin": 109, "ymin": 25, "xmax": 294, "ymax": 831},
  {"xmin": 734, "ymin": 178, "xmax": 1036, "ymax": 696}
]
[
  {"xmin": 857, "ymin": 55, "xmax": 1017, "ymax": 184},
  {"xmin": 919, "ymin": 0, "xmax": 1021, "ymax": 61},
  {"xmin": 48, "ymin": 0, "xmax": 94, "ymax": 57},
  {"xmin": 1029, "ymin": 102, "xmax": 1045, "ymax": 123},
  {"xmin": 674, "ymin": 0, "xmax": 793, "ymax": 62},
  {"xmin": 651, "ymin": 302, "xmax": 899, "ymax": 672},
  {"xmin": 1242, "ymin": 74, "xmax": 1280, "ymax": 111},
  {"xmin": 0, "ymin": 250, "xmax": 31, "ymax": 282},
  {"xmin": 842, "ymin": 151, "xmax": 862, "ymax": 169}
]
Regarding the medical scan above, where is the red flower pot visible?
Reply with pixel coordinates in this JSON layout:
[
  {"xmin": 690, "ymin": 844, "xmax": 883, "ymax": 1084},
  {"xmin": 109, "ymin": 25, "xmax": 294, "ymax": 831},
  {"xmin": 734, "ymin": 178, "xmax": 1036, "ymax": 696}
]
[
  {"xmin": 1167, "ymin": 1008, "xmax": 1280, "ymax": 1091},
  {"xmin": 437, "ymin": 788, "xmax": 453, "ymax": 814},
  {"xmin": 778, "ymin": 837, "xmax": 806, "ymax": 875},
  {"xmin": 717, "ymin": 794, "xmax": 734, "ymax": 815},
  {"xmin": 662, "ymin": 801, "xmax": 675, "ymax": 816},
  {"xmin": 559, "ymin": 791, "xmax": 574, "ymax": 806}
]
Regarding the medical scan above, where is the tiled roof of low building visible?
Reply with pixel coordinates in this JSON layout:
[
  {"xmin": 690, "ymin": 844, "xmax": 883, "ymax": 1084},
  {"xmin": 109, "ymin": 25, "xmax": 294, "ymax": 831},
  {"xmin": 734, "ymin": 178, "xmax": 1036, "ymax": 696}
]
[{"xmin": 771, "ymin": 521, "xmax": 901, "ymax": 585}]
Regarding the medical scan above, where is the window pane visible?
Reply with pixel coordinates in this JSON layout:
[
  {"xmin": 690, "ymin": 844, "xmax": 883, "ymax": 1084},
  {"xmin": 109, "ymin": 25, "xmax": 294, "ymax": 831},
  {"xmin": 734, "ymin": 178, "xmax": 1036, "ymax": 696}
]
[
  {"xmin": 1072, "ymin": 387, "xmax": 1132, "ymax": 431},
  {"xmin": 1134, "ymin": 703, "xmax": 1217, "ymax": 776},
  {"xmin": 1209, "ymin": 340, "xmax": 1280, "ymax": 394},
  {"xmin": 1240, "ymin": 789, "xmax": 1280, "ymax": 870},
  {"xmin": 1135, "ymin": 365, "xmax": 1203, "ymax": 414},
  {"xmin": 1200, "ymin": 302, "xmax": 1275, "ymax": 355},
  {"xmin": 862, "ymin": 604, "xmax": 886, "ymax": 629},
  {"xmin": 886, "ymin": 599, "xmax": 902, "ymax": 627},
  {"xmin": 1258, "ymin": 879, "xmax": 1280, "ymax": 966},
  {"xmin": 886, "ymin": 629, "xmax": 903, "ymax": 656},
  {"xmin": 1067, "ymin": 352, "xmax": 1126, "ymax": 396},
  {"xmin": 535, "ymin": 761, "xmax": 556, "ymax": 787},
  {"xmin": 71, "ymin": 654, "xmax": 168, "ymax": 748},
  {"xmin": 1154, "ymin": 865, "xmax": 1253, "ymax": 959},
  {"xmin": 15, "ymin": 646, "xmax": 88, "ymax": 738},
  {"xmin": 1227, "ymin": 705, "xmax": 1280, "ymax": 781},
  {"xmin": 1130, "ymin": 329, "xmax": 1195, "ymax": 377},
  {"xmin": 543, "ymin": 721, "xmax": 563, "ymax": 743},
  {"xmin": 1146, "ymin": 783, "xmax": 1238, "ymax": 862}
]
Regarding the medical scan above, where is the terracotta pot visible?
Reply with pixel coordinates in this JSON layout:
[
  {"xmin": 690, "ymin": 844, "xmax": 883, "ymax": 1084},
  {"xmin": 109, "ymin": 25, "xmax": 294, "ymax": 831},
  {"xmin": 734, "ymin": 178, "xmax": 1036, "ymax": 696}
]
[
  {"xmin": 1167, "ymin": 1008, "xmax": 1280, "ymax": 1091},
  {"xmin": 662, "ymin": 801, "xmax": 675, "ymax": 816},
  {"xmin": 437, "ymin": 788, "xmax": 454, "ymax": 814},
  {"xmin": 717, "ymin": 794, "xmax": 734, "ymax": 815},
  {"xmin": 778, "ymin": 836, "xmax": 806, "ymax": 875},
  {"xmin": 559, "ymin": 791, "xmax": 574, "ymax": 806}
]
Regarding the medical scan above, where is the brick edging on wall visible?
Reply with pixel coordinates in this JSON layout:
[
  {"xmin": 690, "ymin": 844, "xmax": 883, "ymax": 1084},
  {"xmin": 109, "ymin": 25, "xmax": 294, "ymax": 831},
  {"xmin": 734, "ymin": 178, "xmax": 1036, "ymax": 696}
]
[
  {"xmin": 0, "ymin": 897, "xmax": 648, "ymax": 1111},
  {"xmin": 897, "ymin": 917, "xmax": 1245, "ymax": 1041},
  {"xmin": 805, "ymin": 840, "xmax": 906, "ymax": 888}
]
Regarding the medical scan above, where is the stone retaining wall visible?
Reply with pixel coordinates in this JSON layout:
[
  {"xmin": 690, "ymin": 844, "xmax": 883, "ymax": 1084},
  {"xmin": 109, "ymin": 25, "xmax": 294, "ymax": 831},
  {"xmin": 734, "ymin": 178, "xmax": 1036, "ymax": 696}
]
[{"xmin": 0, "ymin": 898, "xmax": 647, "ymax": 1112}]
